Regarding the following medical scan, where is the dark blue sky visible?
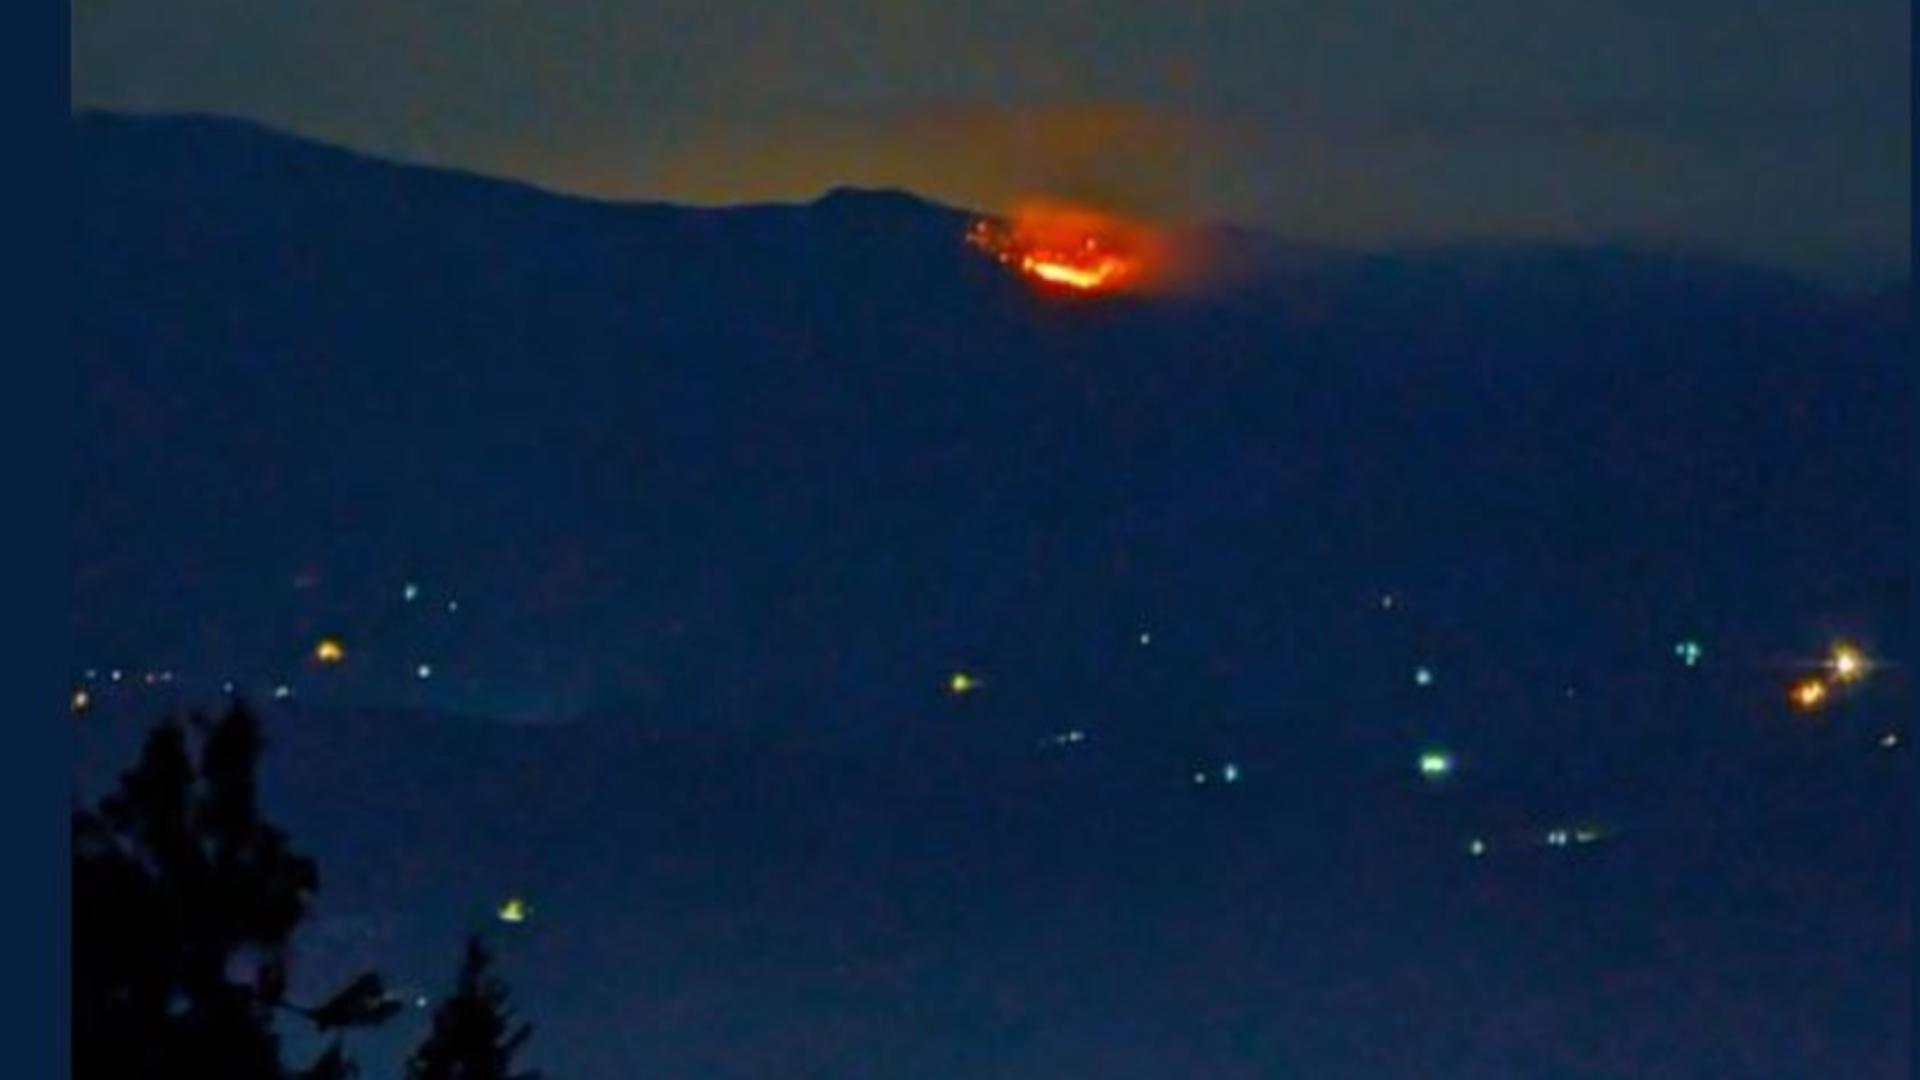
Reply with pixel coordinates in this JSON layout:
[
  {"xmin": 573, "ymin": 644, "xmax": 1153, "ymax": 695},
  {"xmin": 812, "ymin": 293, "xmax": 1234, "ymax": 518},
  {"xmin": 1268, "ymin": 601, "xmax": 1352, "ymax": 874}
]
[{"xmin": 72, "ymin": 0, "xmax": 1909, "ymax": 283}]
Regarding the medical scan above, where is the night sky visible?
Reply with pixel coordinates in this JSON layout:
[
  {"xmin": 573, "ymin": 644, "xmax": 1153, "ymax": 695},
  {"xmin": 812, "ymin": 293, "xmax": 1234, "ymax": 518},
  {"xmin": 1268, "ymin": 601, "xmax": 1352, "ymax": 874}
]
[
  {"xmin": 73, "ymin": 1, "xmax": 1909, "ymax": 282},
  {"xmin": 70, "ymin": 6, "xmax": 1909, "ymax": 1080}
]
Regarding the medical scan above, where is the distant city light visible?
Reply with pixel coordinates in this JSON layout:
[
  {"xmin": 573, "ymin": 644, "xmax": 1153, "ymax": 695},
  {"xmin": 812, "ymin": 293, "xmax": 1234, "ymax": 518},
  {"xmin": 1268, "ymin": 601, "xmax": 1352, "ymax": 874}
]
[
  {"xmin": 1192, "ymin": 771, "xmax": 1209, "ymax": 785},
  {"xmin": 403, "ymin": 582, "xmax": 421, "ymax": 602},
  {"xmin": 314, "ymin": 638, "xmax": 346, "ymax": 664},
  {"xmin": 1467, "ymin": 837, "xmax": 1488, "ymax": 857},
  {"xmin": 109, "ymin": 669, "xmax": 123, "ymax": 683},
  {"xmin": 415, "ymin": 663, "xmax": 434, "ymax": 680},
  {"xmin": 948, "ymin": 671, "xmax": 979, "ymax": 695},
  {"xmin": 1221, "ymin": 762, "xmax": 1241, "ymax": 784},
  {"xmin": 496, "ymin": 897, "xmax": 530, "ymax": 924},
  {"xmin": 1418, "ymin": 750, "xmax": 1454, "ymax": 779},
  {"xmin": 1790, "ymin": 678, "xmax": 1828, "ymax": 712},
  {"xmin": 70, "ymin": 688, "xmax": 91, "ymax": 714},
  {"xmin": 1881, "ymin": 732, "xmax": 1902, "ymax": 749},
  {"xmin": 273, "ymin": 684, "xmax": 293, "ymax": 701},
  {"xmin": 1413, "ymin": 666, "xmax": 1435, "ymax": 688},
  {"xmin": 1674, "ymin": 640, "xmax": 1703, "ymax": 667},
  {"xmin": 1828, "ymin": 643, "xmax": 1868, "ymax": 684},
  {"xmin": 1137, "ymin": 631, "xmax": 1152, "ymax": 646},
  {"xmin": 1545, "ymin": 829, "xmax": 1570, "ymax": 847}
]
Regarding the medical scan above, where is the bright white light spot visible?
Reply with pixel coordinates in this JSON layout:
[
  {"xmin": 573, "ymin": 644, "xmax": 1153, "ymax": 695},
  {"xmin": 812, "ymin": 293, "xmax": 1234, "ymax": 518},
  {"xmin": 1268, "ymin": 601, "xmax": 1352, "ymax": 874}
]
[
  {"xmin": 446, "ymin": 600, "xmax": 460, "ymax": 614},
  {"xmin": 1414, "ymin": 666, "xmax": 1435, "ymax": 688},
  {"xmin": 109, "ymin": 669, "xmax": 123, "ymax": 683},
  {"xmin": 1882, "ymin": 732, "xmax": 1901, "ymax": 749},
  {"xmin": 1192, "ymin": 771, "xmax": 1209, "ymax": 785},
  {"xmin": 1546, "ymin": 829, "xmax": 1570, "ymax": 847},
  {"xmin": 273, "ymin": 684, "xmax": 293, "ymax": 700},
  {"xmin": 70, "ymin": 689, "xmax": 91, "ymax": 713},
  {"xmin": 415, "ymin": 663, "xmax": 434, "ymax": 680},
  {"xmin": 1829, "ymin": 643, "xmax": 1867, "ymax": 683},
  {"xmin": 1221, "ymin": 762, "xmax": 1241, "ymax": 784},
  {"xmin": 403, "ymin": 582, "xmax": 421, "ymax": 602},
  {"xmin": 1138, "ymin": 631, "xmax": 1152, "ymax": 646},
  {"xmin": 1467, "ymin": 838, "xmax": 1488, "ymax": 857}
]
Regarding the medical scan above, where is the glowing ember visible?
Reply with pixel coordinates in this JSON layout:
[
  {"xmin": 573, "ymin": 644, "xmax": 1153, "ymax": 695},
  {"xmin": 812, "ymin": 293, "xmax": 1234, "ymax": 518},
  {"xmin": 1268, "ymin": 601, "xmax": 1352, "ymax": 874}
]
[{"xmin": 967, "ymin": 202, "xmax": 1159, "ymax": 293}]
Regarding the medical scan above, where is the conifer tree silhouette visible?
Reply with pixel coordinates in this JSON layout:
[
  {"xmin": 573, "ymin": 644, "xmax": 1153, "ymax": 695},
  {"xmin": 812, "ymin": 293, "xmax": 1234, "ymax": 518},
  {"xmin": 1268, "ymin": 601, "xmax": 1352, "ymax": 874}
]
[
  {"xmin": 406, "ymin": 936, "xmax": 542, "ymax": 1080},
  {"xmin": 73, "ymin": 703, "xmax": 398, "ymax": 1079}
]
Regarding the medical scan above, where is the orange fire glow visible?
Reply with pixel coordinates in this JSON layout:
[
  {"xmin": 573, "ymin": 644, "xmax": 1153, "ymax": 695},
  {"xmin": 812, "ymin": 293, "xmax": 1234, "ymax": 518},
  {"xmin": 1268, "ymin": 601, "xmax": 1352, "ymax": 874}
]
[{"xmin": 967, "ymin": 201, "xmax": 1162, "ymax": 293}]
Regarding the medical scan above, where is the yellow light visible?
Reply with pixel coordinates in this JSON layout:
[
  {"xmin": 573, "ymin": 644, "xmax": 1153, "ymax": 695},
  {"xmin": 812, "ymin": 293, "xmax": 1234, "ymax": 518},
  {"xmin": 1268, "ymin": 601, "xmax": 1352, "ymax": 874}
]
[
  {"xmin": 314, "ymin": 638, "xmax": 346, "ymax": 664},
  {"xmin": 1828, "ymin": 644, "xmax": 1867, "ymax": 683},
  {"xmin": 948, "ymin": 671, "xmax": 979, "ymax": 695},
  {"xmin": 1790, "ymin": 678, "xmax": 1829, "ymax": 711},
  {"xmin": 1020, "ymin": 253, "xmax": 1128, "ymax": 291},
  {"xmin": 497, "ymin": 897, "xmax": 529, "ymax": 924},
  {"xmin": 70, "ymin": 688, "xmax": 91, "ymax": 714}
]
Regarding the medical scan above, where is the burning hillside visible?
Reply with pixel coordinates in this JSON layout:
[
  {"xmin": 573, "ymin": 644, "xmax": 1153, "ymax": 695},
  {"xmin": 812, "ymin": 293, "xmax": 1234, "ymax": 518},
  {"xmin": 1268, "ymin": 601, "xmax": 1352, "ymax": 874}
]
[{"xmin": 967, "ymin": 201, "xmax": 1166, "ymax": 294}]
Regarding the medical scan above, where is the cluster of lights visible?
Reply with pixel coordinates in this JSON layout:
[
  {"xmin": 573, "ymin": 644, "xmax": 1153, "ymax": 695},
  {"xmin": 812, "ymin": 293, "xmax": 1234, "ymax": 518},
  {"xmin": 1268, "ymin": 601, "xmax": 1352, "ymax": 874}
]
[
  {"xmin": 1789, "ymin": 642, "xmax": 1873, "ymax": 714},
  {"xmin": 1042, "ymin": 730, "xmax": 1088, "ymax": 748},
  {"xmin": 1191, "ymin": 761, "xmax": 1242, "ymax": 786}
]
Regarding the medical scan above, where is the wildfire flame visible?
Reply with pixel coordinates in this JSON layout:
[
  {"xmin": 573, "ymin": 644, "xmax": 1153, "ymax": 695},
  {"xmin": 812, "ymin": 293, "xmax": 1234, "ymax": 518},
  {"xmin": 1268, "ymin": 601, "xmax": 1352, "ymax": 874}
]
[{"xmin": 967, "ymin": 201, "xmax": 1161, "ymax": 293}]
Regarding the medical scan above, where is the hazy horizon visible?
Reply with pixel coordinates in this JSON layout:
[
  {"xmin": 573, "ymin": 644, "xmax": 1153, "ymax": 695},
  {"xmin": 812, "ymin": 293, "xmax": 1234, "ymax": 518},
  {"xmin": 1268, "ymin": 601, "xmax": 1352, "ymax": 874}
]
[{"xmin": 72, "ymin": 1, "xmax": 1908, "ymax": 287}]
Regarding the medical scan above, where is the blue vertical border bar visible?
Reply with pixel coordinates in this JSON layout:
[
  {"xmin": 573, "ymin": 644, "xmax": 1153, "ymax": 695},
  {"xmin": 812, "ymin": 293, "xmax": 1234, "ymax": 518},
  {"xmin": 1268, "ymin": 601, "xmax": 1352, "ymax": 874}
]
[{"xmin": 3, "ymin": 0, "xmax": 71, "ymax": 1075}]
